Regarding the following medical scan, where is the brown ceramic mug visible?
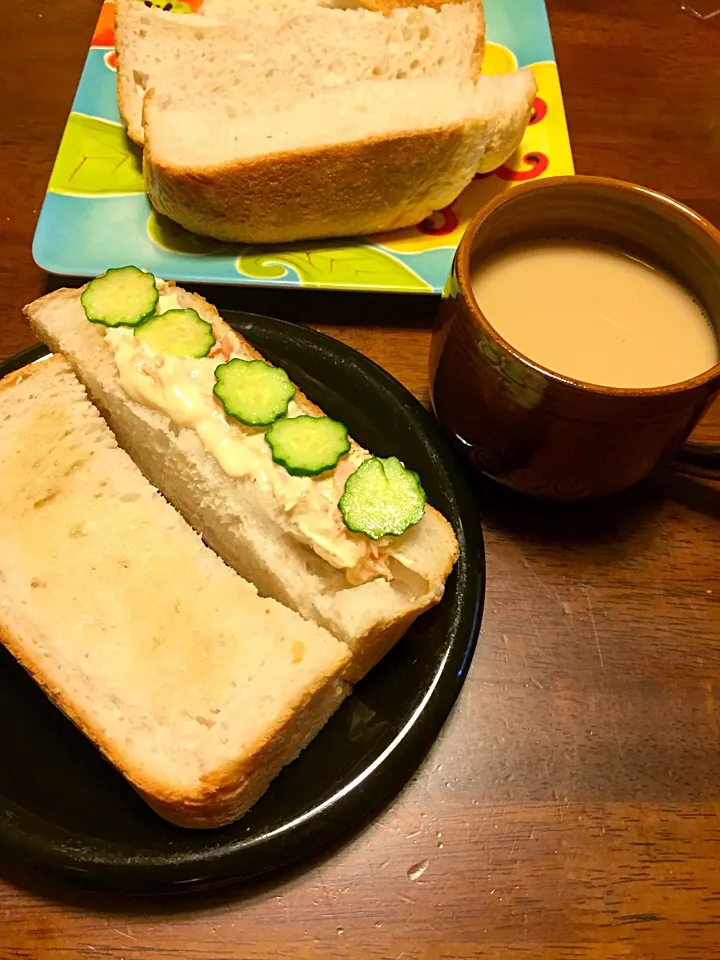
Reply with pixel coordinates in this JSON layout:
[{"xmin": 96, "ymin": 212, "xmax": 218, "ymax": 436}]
[{"xmin": 429, "ymin": 176, "xmax": 720, "ymax": 499}]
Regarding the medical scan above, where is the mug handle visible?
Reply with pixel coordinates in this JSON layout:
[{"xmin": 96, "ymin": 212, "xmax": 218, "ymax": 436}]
[{"xmin": 671, "ymin": 439, "xmax": 720, "ymax": 480}]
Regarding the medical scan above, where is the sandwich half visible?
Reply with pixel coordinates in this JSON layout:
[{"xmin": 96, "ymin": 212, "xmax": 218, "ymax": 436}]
[
  {"xmin": 143, "ymin": 71, "xmax": 536, "ymax": 243},
  {"xmin": 0, "ymin": 355, "xmax": 350, "ymax": 828},
  {"xmin": 26, "ymin": 278, "xmax": 460, "ymax": 682},
  {"xmin": 116, "ymin": 0, "xmax": 485, "ymax": 144},
  {"xmin": 115, "ymin": 0, "xmax": 536, "ymax": 242}
]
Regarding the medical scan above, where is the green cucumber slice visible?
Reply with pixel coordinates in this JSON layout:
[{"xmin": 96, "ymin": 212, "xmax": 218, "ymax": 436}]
[
  {"xmin": 339, "ymin": 456, "xmax": 426, "ymax": 539},
  {"xmin": 214, "ymin": 359, "xmax": 295, "ymax": 427},
  {"xmin": 265, "ymin": 415, "xmax": 350, "ymax": 477},
  {"xmin": 81, "ymin": 266, "xmax": 159, "ymax": 327},
  {"xmin": 135, "ymin": 308, "xmax": 216, "ymax": 358}
]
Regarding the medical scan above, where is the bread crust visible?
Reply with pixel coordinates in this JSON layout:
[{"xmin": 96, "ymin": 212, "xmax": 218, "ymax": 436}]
[
  {"xmin": 476, "ymin": 68, "xmax": 537, "ymax": 174},
  {"xmin": 0, "ymin": 356, "xmax": 351, "ymax": 829},
  {"xmin": 116, "ymin": 65, "xmax": 143, "ymax": 145},
  {"xmin": 141, "ymin": 677, "xmax": 349, "ymax": 827},
  {"xmin": 25, "ymin": 286, "xmax": 460, "ymax": 684},
  {"xmin": 0, "ymin": 356, "xmax": 54, "ymax": 394},
  {"xmin": 0, "ymin": 576, "xmax": 349, "ymax": 829},
  {"xmin": 144, "ymin": 113, "xmax": 487, "ymax": 243},
  {"xmin": 115, "ymin": 0, "xmax": 145, "ymax": 144}
]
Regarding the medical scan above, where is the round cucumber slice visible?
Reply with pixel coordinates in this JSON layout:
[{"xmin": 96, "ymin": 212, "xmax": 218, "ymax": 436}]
[
  {"xmin": 214, "ymin": 359, "xmax": 295, "ymax": 427},
  {"xmin": 81, "ymin": 266, "xmax": 159, "ymax": 328},
  {"xmin": 339, "ymin": 456, "xmax": 426, "ymax": 539},
  {"xmin": 265, "ymin": 416, "xmax": 350, "ymax": 477},
  {"xmin": 135, "ymin": 308, "xmax": 216, "ymax": 358}
]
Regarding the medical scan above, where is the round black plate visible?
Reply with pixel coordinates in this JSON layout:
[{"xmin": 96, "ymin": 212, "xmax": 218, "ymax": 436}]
[{"xmin": 0, "ymin": 312, "xmax": 484, "ymax": 893}]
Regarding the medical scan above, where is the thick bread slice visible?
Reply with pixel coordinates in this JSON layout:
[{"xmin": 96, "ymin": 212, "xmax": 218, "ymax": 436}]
[
  {"xmin": 143, "ymin": 71, "xmax": 535, "ymax": 243},
  {"xmin": 143, "ymin": 79, "xmax": 486, "ymax": 243},
  {"xmin": 26, "ymin": 287, "xmax": 459, "ymax": 682},
  {"xmin": 0, "ymin": 356, "xmax": 350, "ymax": 828},
  {"xmin": 116, "ymin": 0, "xmax": 484, "ymax": 144}
]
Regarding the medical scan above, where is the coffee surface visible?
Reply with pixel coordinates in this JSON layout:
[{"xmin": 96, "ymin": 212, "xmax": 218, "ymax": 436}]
[{"xmin": 470, "ymin": 241, "xmax": 718, "ymax": 388}]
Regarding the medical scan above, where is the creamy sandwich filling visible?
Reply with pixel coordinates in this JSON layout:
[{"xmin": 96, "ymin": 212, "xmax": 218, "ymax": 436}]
[{"xmin": 103, "ymin": 293, "xmax": 399, "ymax": 585}]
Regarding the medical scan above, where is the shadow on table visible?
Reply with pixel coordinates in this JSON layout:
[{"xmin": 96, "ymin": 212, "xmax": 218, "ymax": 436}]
[
  {"xmin": 40, "ymin": 274, "xmax": 440, "ymax": 330},
  {"xmin": 0, "ymin": 760, "xmax": 421, "ymax": 915},
  {"xmin": 468, "ymin": 465, "xmax": 720, "ymax": 548},
  {"xmin": 652, "ymin": 468, "xmax": 720, "ymax": 520}
]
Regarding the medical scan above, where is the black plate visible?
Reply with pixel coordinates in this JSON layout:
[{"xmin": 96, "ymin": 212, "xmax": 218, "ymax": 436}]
[{"xmin": 0, "ymin": 312, "xmax": 484, "ymax": 894}]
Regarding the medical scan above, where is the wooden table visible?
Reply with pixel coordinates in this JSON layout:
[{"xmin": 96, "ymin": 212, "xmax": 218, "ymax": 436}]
[{"xmin": 2, "ymin": 2, "xmax": 720, "ymax": 957}]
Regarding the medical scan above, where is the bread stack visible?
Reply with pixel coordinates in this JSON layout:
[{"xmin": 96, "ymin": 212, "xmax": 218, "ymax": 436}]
[{"xmin": 114, "ymin": 0, "xmax": 537, "ymax": 242}]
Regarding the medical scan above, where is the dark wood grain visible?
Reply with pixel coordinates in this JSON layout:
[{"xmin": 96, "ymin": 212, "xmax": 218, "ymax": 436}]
[{"xmin": 1, "ymin": 1, "xmax": 719, "ymax": 957}]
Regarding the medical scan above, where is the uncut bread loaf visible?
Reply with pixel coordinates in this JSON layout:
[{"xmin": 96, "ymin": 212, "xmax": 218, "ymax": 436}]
[
  {"xmin": 0, "ymin": 355, "xmax": 350, "ymax": 828},
  {"xmin": 26, "ymin": 283, "xmax": 460, "ymax": 682},
  {"xmin": 143, "ymin": 71, "xmax": 536, "ymax": 243},
  {"xmin": 116, "ymin": 0, "xmax": 485, "ymax": 144}
]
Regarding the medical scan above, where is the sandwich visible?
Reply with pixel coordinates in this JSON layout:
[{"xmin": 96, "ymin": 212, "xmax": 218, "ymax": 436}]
[
  {"xmin": 116, "ymin": 0, "xmax": 486, "ymax": 144},
  {"xmin": 25, "ymin": 269, "xmax": 460, "ymax": 683},
  {"xmin": 0, "ymin": 355, "xmax": 350, "ymax": 828},
  {"xmin": 143, "ymin": 72, "xmax": 537, "ymax": 244},
  {"xmin": 113, "ymin": 0, "xmax": 536, "ymax": 242}
]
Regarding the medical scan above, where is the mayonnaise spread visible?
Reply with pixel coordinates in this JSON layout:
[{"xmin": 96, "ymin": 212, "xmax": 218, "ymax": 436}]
[{"xmin": 103, "ymin": 294, "xmax": 394, "ymax": 581}]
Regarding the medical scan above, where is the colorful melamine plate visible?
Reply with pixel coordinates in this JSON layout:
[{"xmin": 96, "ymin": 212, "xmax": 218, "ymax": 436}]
[{"xmin": 32, "ymin": 0, "xmax": 574, "ymax": 294}]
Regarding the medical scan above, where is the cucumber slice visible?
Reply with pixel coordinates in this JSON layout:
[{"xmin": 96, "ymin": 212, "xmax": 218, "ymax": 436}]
[
  {"xmin": 265, "ymin": 415, "xmax": 350, "ymax": 477},
  {"xmin": 214, "ymin": 359, "xmax": 295, "ymax": 427},
  {"xmin": 339, "ymin": 456, "xmax": 426, "ymax": 539},
  {"xmin": 135, "ymin": 308, "xmax": 216, "ymax": 358},
  {"xmin": 81, "ymin": 266, "xmax": 159, "ymax": 327}
]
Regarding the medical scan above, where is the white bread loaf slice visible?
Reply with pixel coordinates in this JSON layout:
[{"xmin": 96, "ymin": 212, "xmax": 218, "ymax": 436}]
[
  {"xmin": 26, "ymin": 285, "xmax": 459, "ymax": 682},
  {"xmin": 474, "ymin": 70, "xmax": 540, "ymax": 174},
  {"xmin": 143, "ymin": 71, "xmax": 536, "ymax": 243},
  {"xmin": 0, "ymin": 355, "xmax": 350, "ymax": 828},
  {"xmin": 116, "ymin": 0, "xmax": 484, "ymax": 144}
]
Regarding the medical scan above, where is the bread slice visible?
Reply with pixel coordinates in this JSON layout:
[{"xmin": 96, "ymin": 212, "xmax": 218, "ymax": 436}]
[
  {"xmin": 474, "ymin": 70, "xmax": 541, "ymax": 174},
  {"xmin": 0, "ymin": 355, "xmax": 350, "ymax": 828},
  {"xmin": 143, "ymin": 71, "xmax": 535, "ymax": 243},
  {"xmin": 116, "ymin": 0, "xmax": 484, "ymax": 144},
  {"xmin": 26, "ymin": 284, "xmax": 459, "ymax": 682}
]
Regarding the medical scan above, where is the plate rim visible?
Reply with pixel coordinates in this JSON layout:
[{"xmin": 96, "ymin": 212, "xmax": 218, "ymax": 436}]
[{"xmin": 0, "ymin": 313, "xmax": 485, "ymax": 892}]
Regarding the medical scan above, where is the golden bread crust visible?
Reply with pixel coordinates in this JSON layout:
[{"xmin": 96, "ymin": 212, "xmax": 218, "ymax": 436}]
[{"xmin": 144, "ymin": 115, "xmax": 486, "ymax": 243}]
